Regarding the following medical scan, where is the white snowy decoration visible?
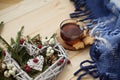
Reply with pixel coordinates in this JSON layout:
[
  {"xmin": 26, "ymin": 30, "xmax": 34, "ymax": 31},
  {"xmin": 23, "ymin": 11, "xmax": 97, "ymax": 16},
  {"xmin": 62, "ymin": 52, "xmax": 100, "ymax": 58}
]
[
  {"xmin": 7, "ymin": 63, "xmax": 13, "ymax": 69},
  {"xmin": 27, "ymin": 55, "xmax": 44, "ymax": 71},
  {"xmin": 41, "ymin": 38, "xmax": 49, "ymax": 45},
  {"xmin": 48, "ymin": 38, "xmax": 55, "ymax": 45},
  {"xmin": 9, "ymin": 70, "xmax": 16, "ymax": 76},
  {"xmin": 2, "ymin": 37, "xmax": 67, "ymax": 80},
  {"xmin": 22, "ymin": 42, "xmax": 40, "ymax": 56},
  {"xmin": 3, "ymin": 62, "xmax": 17, "ymax": 78},
  {"xmin": 2, "ymin": 63, "xmax": 6, "ymax": 69},
  {"xmin": 46, "ymin": 46, "xmax": 54, "ymax": 56},
  {"xmin": 4, "ymin": 70, "xmax": 10, "ymax": 78}
]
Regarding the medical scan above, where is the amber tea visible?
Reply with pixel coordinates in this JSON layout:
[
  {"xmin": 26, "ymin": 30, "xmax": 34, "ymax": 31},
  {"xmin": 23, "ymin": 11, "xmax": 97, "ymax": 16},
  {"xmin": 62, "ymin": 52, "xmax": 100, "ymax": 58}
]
[{"xmin": 60, "ymin": 22, "xmax": 83, "ymax": 46}]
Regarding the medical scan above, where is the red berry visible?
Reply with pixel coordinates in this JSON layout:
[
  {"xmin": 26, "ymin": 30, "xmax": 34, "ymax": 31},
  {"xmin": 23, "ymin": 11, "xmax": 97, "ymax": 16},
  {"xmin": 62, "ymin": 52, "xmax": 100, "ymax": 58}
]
[
  {"xmin": 38, "ymin": 44, "xmax": 42, "ymax": 49},
  {"xmin": 33, "ymin": 58, "xmax": 39, "ymax": 63},
  {"xmin": 59, "ymin": 58, "xmax": 64, "ymax": 63},
  {"xmin": 25, "ymin": 66, "xmax": 31, "ymax": 72},
  {"xmin": 2, "ymin": 51, "xmax": 6, "ymax": 56},
  {"xmin": 20, "ymin": 38, "xmax": 25, "ymax": 44},
  {"xmin": 58, "ymin": 58, "xmax": 64, "ymax": 65},
  {"xmin": 67, "ymin": 60, "xmax": 71, "ymax": 64}
]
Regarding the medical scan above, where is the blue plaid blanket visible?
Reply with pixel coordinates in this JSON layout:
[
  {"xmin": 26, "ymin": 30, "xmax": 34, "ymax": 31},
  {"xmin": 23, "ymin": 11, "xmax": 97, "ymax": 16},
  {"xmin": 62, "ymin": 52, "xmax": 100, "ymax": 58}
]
[{"xmin": 72, "ymin": 0, "xmax": 120, "ymax": 80}]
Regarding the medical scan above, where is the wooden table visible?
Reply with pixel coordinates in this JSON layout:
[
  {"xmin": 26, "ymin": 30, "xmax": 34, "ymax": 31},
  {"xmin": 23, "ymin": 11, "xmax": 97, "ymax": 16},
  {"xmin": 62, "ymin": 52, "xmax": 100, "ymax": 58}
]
[{"xmin": 0, "ymin": 0, "xmax": 96, "ymax": 80}]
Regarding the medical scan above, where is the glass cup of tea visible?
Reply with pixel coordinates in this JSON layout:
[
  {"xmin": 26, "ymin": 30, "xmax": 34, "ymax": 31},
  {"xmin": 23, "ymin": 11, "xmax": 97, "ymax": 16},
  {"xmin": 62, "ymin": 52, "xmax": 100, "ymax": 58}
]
[{"xmin": 60, "ymin": 19, "xmax": 86, "ymax": 46}]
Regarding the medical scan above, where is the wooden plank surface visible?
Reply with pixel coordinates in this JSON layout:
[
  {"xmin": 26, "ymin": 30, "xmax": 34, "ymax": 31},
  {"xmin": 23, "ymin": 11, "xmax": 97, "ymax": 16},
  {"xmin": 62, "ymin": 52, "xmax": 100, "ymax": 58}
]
[
  {"xmin": 0, "ymin": 0, "xmax": 21, "ymax": 10},
  {"xmin": 0, "ymin": 0, "xmax": 97, "ymax": 80}
]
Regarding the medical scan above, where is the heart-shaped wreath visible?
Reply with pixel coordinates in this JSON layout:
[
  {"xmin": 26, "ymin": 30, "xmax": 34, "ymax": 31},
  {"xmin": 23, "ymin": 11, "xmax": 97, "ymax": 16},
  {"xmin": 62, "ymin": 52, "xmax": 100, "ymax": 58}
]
[{"xmin": 0, "ymin": 24, "xmax": 69, "ymax": 80}]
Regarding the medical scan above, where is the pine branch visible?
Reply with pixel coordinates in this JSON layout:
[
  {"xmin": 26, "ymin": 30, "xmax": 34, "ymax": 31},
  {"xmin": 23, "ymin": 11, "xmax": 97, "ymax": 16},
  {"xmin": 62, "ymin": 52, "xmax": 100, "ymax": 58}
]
[
  {"xmin": 0, "ymin": 47, "xmax": 3, "ymax": 59},
  {"xmin": 31, "ymin": 34, "xmax": 40, "ymax": 40},
  {"xmin": 31, "ymin": 34, "xmax": 42, "ymax": 45},
  {"xmin": 0, "ymin": 36, "xmax": 14, "ymax": 53},
  {"xmin": 26, "ymin": 35, "xmax": 33, "ymax": 44},
  {"xmin": 50, "ymin": 33, "xmax": 57, "ymax": 38},
  {"xmin": 0, "ymin": 21, "xmax": 4, "ymax": 27},
  {"xmin": 0, "ymin": 36, "xmax": 17, "ymax": 62},
  {"xmin": 0, "ymin": 21, "xmax": 4, "ymax": 34},
  {"xmin": 10, "ymin": 26, "xmax": 24, "ymax": 66},
  {"xmin": 10, "ymin": 38, "xmax": 15, "ymax": 45},
  {"xmin": 15, "ymin": 26, "xmax": 24, "ymax": 53}
]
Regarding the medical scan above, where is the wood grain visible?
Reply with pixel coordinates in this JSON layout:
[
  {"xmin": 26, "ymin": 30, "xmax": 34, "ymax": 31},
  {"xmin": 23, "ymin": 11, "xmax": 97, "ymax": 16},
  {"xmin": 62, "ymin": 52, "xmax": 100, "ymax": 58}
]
[
  {"xmin": 0, "ymin": 0, "xmax": 21, "ymax": 10},
  {"xmin": 0, "ymin": 0, "xmax": 97, "ymax": 80}
]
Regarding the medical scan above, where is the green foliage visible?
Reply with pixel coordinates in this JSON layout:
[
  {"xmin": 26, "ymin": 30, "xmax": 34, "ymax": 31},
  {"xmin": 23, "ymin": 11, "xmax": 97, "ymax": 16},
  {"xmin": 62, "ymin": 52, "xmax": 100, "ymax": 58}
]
[
  {"xmin": 31, "ymin": 34, "xmax": 42, "ymax": 45},
  {"xmin": 0, "ymin": 21, "xmax": 4, "ymax": 26},
  {"xmin": 0, "ymin": 21, "xmax": 4, "ymax": 34},
  {"xmin": 0, "ymin": 36, "xmax": 14, "ymax": 54},
  {"xmin": 10, "ymin": 27, "xmax": 24, "ymax": 66},
  {"xmin": 50, "ymin": 33, "xmax": 57, "ymax": 38},
  {"xmin": 18, "ymin": 47, "xmax": 32, "ymax": 66},
  {"xmin": 26, "ymin": 35, "xmax": 33, "ymax": 44},
  {"xmin": 0, "ymin": 25, "xmax": 58, "ymax": 79},
  {"xmin": 0, "ymin": 48, "xmax": 3, "ymax": 59},
  {"xmin": 27, "ymin": 69, "xmax": 40, "ymax": 78},
  {"xmin": 10, "ymin": 38, "xmax": 15, "ymax": 45},
  {"xmin": 15, "ymin": 26, "xmax": 24, "ymax": 53}
]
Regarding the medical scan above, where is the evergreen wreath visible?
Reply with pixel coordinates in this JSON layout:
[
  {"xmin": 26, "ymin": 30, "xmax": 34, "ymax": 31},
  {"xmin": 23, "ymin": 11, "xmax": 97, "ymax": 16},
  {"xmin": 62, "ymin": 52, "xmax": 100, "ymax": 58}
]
[{"xmin": 0, "ymin": 22, "xmax": 70, "ymax": 80}]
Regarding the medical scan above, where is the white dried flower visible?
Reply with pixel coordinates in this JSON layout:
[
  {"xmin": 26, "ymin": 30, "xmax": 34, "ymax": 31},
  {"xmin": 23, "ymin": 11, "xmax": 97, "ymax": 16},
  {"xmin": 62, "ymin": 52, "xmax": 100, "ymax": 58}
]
[
  {"xmin": 49, "ymin": 38, "xmax": 55, "ymax": 44},
  {"xmin": 46, "ymin": 52, "xmax": 53, "ymax": 56},
  {"xmin": 42, "ymin": 37, "xmax": 50, "ymax": 45},
  {"xmin": 46, "ymin": 46, "xmax": 54, "ymax": 56},
  {"xmin": 12, "ymin": 67, "xmax": 17, "ymax": 72},
  {"xmin": 46, "ymin": 49, "xmax": 50, "ymax": 53},
  {"xmin": 4, "ymin": 71, "xmax": 10, "ymax": 78},
  {"xmin": 7, "ymin": 63, "xmax": 13, "ymax": 70},
  {"xmin": 2, "ymin": 63, "xmax": 6, "ymax": 69},
  {"xmin": 50, "ymin": 49, "xmax": 54, "ymax": 54},
  {"xmin": 9, "ymin": 70, "xmax": 16, "ymax": 76},
  {"xmin": 42, "ymin": 39, "xmax": 48, "ymax": 45},
  {"xmin": 48, "ymin": 46, "xmax": 52, "ymax": 50}
]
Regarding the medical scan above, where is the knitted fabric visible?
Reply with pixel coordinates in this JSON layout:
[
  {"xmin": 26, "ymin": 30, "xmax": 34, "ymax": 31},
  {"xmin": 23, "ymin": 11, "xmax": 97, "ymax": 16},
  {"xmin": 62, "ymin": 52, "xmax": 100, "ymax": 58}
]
[
  {"xmin": 70, "ymin": 0, "xmax": 110, "ymax": 19},
  {"xmin": 73, "ymin": 1, "xmax": 120, "ymax": 80}
]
